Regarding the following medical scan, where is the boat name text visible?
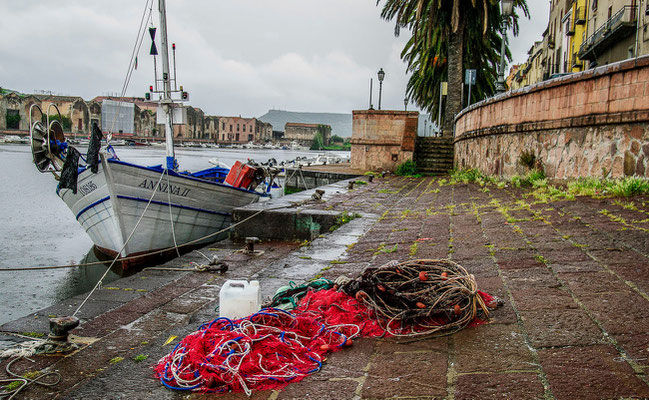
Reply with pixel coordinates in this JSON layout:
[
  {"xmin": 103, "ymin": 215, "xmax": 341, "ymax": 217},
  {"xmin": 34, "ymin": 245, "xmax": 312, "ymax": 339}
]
[
  {"xmin": 79, "ymin": 181, "xmax": 98, "ymax": 196},
  {"xmin": 138, "ymin": 179, "xmax": 191, "ymax": 197}
]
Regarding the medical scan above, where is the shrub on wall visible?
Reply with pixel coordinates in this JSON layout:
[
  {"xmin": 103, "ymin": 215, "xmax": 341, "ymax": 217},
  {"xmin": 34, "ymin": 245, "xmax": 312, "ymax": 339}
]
[
  {"xmin": 5, "ymin": 112, "xmax": 20, "ymax": 129},
  {"xmin": 518, "ymin": 150, "xmax": 536, "ymax": 169},
  {"xmin": 310, "ymin": 132, "xmax": 324, "ymax": 150},
  {"xmin": 48, "ymin": 114, "xmax": 72, "ymax": 131}
]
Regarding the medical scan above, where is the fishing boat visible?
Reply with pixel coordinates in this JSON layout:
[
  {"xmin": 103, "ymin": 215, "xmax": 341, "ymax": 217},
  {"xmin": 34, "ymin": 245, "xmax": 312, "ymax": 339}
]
[{"xmin": 28, "ymin": 0, "xmax": 274, "ymax": 269}]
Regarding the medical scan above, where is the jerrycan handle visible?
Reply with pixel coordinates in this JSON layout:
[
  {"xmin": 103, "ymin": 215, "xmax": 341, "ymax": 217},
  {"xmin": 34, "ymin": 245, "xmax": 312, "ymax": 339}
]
[{"xmin": 229, "ymin": 282, "xmax": 245, "ymax": 288}]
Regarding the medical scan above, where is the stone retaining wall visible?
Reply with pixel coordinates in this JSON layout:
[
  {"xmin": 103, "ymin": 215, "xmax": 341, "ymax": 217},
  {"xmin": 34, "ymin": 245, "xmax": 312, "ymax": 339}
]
[{"xmin": 454, "ymin": 56, "xmax": 649, "ymax": 178}]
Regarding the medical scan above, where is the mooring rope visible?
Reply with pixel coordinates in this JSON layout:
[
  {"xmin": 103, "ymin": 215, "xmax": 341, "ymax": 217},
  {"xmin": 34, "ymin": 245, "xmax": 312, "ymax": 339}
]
[
  {"xmin": 0, "ymin": 357, "xmax": 61, "ymax": 400},
  {"xmin": 0, "ymin": 202, "xmax": 288, "ymax": 272},
  {"xmin": 165, "ymin": 168, "xmax": 182, "ymax": 258},
  {"xmin": 72, "ymin": 168, "xmax": 168, "ymax": 317}
]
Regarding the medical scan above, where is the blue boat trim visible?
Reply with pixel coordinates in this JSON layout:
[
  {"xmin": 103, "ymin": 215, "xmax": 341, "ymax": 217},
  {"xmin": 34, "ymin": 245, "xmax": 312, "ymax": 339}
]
[
  {"xmin": 75, "ymin": 195, "xmax": 233, "ymax": 221},
  {"xmin": 116, "ymin": 195, "xmax": 232, "ymax": 217},
  {"xmin": 106, "ymin": 158, "xmax": 264, "ymax": 196},
  {"xmin": 76, "ymin": 196, "xmax": 111, "ymax": 220}
]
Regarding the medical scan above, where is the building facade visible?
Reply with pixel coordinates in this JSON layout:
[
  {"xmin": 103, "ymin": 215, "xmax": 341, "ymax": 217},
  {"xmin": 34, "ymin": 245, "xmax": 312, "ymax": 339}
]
[
  {"xmin": 579, "ymin": 0, "xmax": 647, "ymax": 67},
  {"xmin": 217, "ymin": 116, "xmax": 255, "ymax": 143},
  {"xmin": 511, "ymin": 0, "xmax": 649, "ymax": 91},
  {"xmin": 1, "ymin": 91, "xmax": 102, "ymax": 139},
  {"xmin": 284, "ymin": 123, "xmax": 331, "ymax": 146},
  {"xmin": 1, "ymin": 90, "xmax": 273, "ymax": 144}
]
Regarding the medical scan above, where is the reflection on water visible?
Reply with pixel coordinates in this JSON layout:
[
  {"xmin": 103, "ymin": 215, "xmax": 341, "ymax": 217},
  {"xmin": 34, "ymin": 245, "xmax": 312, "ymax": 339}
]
[
  {"xmin": 0, "ymin": 143, "xmax": 349, "ymax": 325},
  {"xmin": 52, "ymin": 246, "xmax": 134, "ymax": 303}
]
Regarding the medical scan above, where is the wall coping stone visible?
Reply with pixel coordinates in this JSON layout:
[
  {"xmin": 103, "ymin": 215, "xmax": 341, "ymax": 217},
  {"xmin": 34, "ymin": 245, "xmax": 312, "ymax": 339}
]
[
  {"xmin": 454, "ymin": 109, "xmax": 649, "ymax": 143},
  {"xmin": 353, "ymin": 110, "xmax": 420, "ymax": 117},
  {"xmin": 454, "ymin": 54, "xmax": 649, "ymax": 123}
]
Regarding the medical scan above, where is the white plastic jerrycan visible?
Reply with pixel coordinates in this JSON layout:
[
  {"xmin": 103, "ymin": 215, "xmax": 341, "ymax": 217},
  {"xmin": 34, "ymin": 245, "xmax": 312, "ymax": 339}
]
[{"xmin": 219, "ymin": 280, "xmax": 261, "ymax": 319}]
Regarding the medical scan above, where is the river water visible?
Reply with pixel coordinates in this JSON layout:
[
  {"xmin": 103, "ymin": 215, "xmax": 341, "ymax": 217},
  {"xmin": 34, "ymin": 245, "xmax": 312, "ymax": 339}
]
[{"xmin": 0, "ymin": 143, "xmax": 348, "ymax": 325}]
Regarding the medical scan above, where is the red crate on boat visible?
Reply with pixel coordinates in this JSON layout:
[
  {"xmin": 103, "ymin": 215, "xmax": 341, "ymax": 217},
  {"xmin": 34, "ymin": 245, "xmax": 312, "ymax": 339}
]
[{"xmin": 225, "ymin": 161, "xmax": 256, "ymax": 189}]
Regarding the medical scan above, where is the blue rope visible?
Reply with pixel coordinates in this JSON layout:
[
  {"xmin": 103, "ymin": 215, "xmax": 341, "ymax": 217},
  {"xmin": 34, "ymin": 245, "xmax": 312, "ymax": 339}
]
[
  {"xmin": 305, "ymin": 356, "xmax": 323, "ymax": 374},
  {"xmin": 159, "ymin": 376, "xmax": 200, "ymax": 391}
]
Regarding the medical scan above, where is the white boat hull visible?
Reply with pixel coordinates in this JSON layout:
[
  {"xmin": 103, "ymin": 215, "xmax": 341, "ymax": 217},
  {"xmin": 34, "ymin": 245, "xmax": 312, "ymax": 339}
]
[{"xmin": 58, "ymin": 154, "xmax": 261, "ymax": 267}]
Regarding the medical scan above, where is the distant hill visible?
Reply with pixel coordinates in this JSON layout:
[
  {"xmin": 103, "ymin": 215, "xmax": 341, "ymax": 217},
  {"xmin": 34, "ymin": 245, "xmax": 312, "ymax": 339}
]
[{"xmin": 258, "ymin": 110, "xmax": 353, "ymax": 137}]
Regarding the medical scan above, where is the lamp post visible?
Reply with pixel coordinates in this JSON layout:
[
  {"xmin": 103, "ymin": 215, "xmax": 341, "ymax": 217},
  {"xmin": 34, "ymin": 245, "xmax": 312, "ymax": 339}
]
[
  {"xmin": 404, "ymin": 97, "xmax": 408, "ymax": 112},
  {"xmin": 377, "ymin": 68, "xmax": 385, "ymax": 110},
  {"xmin": 496, "ymin": 0, "xmax": 514, "ymax": 94}
]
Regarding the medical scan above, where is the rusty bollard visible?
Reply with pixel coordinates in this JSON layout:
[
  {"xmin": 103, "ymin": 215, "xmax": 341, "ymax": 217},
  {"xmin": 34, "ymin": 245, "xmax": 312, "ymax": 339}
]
[
  {"xmin": 312, "ymin": 189, "xmax": 325, "ymax": 200},
  {"xmin": 245, "ymin": 237, "xmax": 260, "ymax": 254},
  {"xmin": 48, "ymin": 316, "xmax": 79, "ymax": 343}
]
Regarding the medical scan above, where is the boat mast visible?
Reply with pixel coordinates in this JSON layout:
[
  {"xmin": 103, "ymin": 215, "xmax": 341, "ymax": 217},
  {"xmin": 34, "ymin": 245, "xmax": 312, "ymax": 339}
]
[{"xmin": 158, "ymin": 0, "xmax": 175, "ymax": 170}]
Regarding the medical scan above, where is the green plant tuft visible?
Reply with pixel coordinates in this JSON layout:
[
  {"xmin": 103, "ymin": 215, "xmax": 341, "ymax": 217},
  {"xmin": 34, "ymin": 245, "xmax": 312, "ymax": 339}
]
[
  {"xmin": 395, "ymin": 160, "xmax": 417, "ymax": 176},
  {"xmin": 329, "ymin": 211, "xmax": 361, "ymax": 231},
  {"xmin": 518, "ymin": 150, "xmax": 537, "ymax": 169}
]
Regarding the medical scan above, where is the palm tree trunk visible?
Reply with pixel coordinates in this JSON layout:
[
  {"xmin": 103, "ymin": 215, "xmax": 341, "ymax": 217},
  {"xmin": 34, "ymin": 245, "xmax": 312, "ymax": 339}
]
[{"xmin": 442, "ymin": 17, "xmax": 465, "ymax": 138}]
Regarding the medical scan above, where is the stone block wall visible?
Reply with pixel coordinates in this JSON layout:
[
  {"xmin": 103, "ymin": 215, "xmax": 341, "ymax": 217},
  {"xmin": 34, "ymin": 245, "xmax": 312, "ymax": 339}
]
[
  {"xmin": 454, "ymin": 55, "xmax": 649, "ymax": 178},
  {"xmin": 350, "ymin": 110, "xmax": 418, "ymax": 172}
]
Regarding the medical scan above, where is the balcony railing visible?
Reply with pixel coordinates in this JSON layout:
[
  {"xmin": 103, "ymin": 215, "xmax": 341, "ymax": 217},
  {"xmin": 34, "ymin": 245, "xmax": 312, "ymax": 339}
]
[
  {"xmin": 574, "ymin": 7, "xmax": 586, "ymax": 25},
  {"xmin": 579, "ymin": 5, "xmax": 637, "ymax": 61},
  {"xmin": 566, "ymin": 18, "xmax": 575, "ymax": 36},
  {"xmin": 571, "ymin": 53, "xmax": 583, "ymax": 69}
]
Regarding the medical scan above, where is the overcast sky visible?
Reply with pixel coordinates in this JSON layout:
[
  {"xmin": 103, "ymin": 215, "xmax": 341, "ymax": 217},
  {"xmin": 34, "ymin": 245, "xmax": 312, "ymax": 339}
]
[{"xmin": 0, "ymin": 0, "xmax": 550, "ymax": 117}]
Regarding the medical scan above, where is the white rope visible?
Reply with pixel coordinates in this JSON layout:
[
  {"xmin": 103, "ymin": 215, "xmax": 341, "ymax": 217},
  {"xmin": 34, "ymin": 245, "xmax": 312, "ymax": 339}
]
[
  {"xmin": 72, "ymin": 168, "xmax": 166, "ymax": 317},
  {"xmin": 165, "ymin": 168, "xmax": 181, "ymax": 257}
]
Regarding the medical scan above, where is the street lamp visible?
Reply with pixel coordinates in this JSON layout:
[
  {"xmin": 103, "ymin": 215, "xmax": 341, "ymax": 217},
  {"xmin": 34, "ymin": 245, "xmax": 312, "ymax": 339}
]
[
  {"xmin": 404, "ymin": 97, "xmax": 408, "ymax": 112},
  {"xmin": 377, "ymin": 68, "xmax": 385, "ymax": 110},
  {"xmin": 496, "ymin": 0, "xmax": 514, "ymax": 94}
]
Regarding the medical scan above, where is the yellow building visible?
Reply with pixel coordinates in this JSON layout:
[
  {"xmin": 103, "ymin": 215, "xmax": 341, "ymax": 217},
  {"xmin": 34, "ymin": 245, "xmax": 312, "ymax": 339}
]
[
  {"xmin": 579, "ymin": 0, "xmax": 649, "ymax": 67},
  {"xmin": 566, "ymin": 0, "xmax": 588, "ymax": 72}
]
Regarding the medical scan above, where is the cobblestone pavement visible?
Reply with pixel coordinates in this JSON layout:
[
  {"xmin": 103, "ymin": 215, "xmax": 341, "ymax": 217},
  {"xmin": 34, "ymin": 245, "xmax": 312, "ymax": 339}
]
[{"xmin": 3, "ymin": 175, "xmax": 649, "ymax": 399}]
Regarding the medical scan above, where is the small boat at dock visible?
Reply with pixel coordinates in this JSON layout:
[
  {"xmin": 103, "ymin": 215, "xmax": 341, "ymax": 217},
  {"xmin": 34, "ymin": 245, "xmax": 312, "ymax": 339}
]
[{"xmin": 28, "ymin": 0, "xmax": 278, "ymax": 269}]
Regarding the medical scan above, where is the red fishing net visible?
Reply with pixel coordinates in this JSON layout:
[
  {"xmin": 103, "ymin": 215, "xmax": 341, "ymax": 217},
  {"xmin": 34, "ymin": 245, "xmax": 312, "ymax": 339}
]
[{"xmin": 155, "ymin": 259, "xmax": 500, "ymax": 395}]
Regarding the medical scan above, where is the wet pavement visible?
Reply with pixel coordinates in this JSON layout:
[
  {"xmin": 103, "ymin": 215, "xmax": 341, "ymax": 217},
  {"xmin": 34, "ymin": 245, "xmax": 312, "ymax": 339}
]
[{"xmin": 2, "ymin": 174, "xmax": 649, "ymax": 399}]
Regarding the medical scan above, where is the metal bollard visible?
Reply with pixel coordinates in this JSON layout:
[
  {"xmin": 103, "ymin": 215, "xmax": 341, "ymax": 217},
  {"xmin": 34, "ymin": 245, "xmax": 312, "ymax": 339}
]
[
  {"xmin": 48, "ymin": 316, "xmax": 79, "ymax": 343},
  {"xmin": 312, "ymin": 189, "xmax": 325, "ymax": 200},
  {"xmin": 245, "ymin": 237, "xmax": 260, "ymax": 254}
]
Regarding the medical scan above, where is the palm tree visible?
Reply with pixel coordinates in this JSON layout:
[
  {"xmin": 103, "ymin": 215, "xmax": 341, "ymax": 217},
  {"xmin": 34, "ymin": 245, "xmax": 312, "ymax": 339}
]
[{"xmin": 379, "ymin": 0, "xmax": 528, "ymax": 136}]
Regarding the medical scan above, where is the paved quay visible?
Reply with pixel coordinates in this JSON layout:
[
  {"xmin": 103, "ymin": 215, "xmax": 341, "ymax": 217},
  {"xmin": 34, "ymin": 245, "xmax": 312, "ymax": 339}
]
[{"xmin": 2, "ymin": 174, "xmax": 649, "ymax": 399}]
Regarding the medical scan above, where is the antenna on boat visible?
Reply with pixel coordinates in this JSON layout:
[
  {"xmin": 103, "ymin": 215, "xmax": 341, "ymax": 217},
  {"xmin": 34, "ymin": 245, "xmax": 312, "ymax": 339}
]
[{"xmin": 145, "ymin": 0, "xmax": 188, "ymax": 170}]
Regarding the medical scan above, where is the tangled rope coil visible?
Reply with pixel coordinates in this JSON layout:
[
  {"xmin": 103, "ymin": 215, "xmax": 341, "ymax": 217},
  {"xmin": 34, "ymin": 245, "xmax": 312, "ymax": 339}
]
[
  {"xmin": 264, "ymin": 278, "xmax": 334, "ymax": 310},
  {"xmin": 339, "ymin": 259, "xmax": 499, "ymax": 337},
  {"xmin": 0, "ymin": 357, "xmax": 62, "ymax": 399}
]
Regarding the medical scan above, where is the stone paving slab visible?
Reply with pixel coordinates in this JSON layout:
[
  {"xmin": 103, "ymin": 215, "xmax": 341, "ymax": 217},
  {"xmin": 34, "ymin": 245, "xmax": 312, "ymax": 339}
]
[{"xmin": 3, "ymin": 175, "xmax": 649, "ymax": 399}]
